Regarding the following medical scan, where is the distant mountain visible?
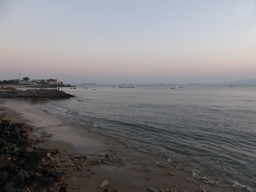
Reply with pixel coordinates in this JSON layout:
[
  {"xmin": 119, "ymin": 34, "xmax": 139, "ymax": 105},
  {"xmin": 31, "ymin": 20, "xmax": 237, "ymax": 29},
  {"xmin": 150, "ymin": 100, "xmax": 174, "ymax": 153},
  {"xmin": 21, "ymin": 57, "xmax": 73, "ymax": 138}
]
[
  {"xmin": 229, "ymin": 79, "xmax": 256, "ymax": 85},
  {"xmin": 77, "ymin": 83, "xmax": 98, "ymax": 87}
]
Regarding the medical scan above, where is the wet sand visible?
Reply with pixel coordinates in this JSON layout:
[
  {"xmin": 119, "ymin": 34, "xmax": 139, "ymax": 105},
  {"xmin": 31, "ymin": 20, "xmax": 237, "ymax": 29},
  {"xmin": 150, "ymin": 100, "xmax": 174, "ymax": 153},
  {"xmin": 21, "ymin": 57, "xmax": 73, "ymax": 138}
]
[{"xmin": 0, "ymin": 99, "xmax": 246, "ymax": 192}]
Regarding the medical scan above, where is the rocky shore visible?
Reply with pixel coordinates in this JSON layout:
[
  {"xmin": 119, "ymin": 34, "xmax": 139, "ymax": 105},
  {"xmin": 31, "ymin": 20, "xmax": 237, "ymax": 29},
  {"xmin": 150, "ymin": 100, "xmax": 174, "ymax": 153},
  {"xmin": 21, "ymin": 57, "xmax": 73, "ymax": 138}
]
[
  {"xmin": 0, "ymin": 89, "xmax": 74, "ymax": 99},
  {"xmin": 0, "ymin": 113, "xmax": 70, "ymax": 191},
  {"xmin": 0, "ymin": 111, "xmax": 121, "ymax": 192}
]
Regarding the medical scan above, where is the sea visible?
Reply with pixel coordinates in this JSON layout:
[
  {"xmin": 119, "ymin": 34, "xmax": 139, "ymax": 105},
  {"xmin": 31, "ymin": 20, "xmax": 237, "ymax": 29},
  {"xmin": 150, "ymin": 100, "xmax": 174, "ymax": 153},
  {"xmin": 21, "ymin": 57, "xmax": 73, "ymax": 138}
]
[{"xmin": 49, "ymin": 84, "xmax": 256, "ymax": 191}]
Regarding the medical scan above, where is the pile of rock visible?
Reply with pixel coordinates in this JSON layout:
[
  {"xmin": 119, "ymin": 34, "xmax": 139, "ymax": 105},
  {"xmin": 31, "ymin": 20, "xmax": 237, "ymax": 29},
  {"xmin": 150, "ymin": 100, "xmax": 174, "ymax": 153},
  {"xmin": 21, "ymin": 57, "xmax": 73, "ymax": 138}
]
[
  {"xmin": 0, "ymin": 89, "xmax": 74, "ymax": 99},
  {"xmin": 0, "ymin": 115, "xmax": 68, "ymax": 192}
]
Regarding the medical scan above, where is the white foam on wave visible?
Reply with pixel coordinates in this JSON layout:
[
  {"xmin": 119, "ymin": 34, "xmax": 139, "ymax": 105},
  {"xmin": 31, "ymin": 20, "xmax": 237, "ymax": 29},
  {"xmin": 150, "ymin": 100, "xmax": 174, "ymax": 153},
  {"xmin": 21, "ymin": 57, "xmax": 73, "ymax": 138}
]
[
  {"xmin": 231, "ymin": 181, "xmax": 255, "ymax": 192},
  {"xmin": 191, "ymin": 169, "xmax": 255, "ymax": 192},
  {"xmin": 192, "ymin": 169, "xmax": 200, "ymax": 179},
  {"xmin": 50, "ymin": 104, "xmax": 69, "ymax": 113}
]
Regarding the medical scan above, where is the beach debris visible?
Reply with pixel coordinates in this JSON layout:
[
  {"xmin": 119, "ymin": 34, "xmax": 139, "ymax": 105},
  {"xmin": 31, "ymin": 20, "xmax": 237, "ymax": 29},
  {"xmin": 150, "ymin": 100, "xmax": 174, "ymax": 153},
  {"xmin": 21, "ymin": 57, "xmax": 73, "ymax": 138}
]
[
  {"xmin": 147, "ymin": 186, "xmax": 159, "ymax": 192},
  {"xmin": 105, "ymin": 154, "xmax": 115, "ymax": 161},
  {"xmin": 99, "ymin": 179, "xmax": 109, "ymax": 188},
  {"xmin": 199, "ymin": 184, "xmax": 209, "ymax": 192},
  {"xmin": 186, "ymin": 177, "xmax": 195, "ymax": 183},
  {"xmin": 156, "ymin": 161, "xmax": 170, "ymax": 168},
  {"xmin": 164, "ymin": 171, "xmax": 176, "ymax": 176}
]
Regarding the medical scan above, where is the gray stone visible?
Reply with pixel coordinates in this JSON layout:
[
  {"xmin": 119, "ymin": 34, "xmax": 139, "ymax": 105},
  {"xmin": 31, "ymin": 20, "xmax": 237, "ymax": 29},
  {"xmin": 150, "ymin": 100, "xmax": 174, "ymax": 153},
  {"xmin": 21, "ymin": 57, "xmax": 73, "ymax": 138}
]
[
  {"xmin": 4, "ymin": 182, "xmax": 17, "ymax": 192},
  {"xmin": 9, "ymin": 171, "xmax": 26, "ymax": 188}
]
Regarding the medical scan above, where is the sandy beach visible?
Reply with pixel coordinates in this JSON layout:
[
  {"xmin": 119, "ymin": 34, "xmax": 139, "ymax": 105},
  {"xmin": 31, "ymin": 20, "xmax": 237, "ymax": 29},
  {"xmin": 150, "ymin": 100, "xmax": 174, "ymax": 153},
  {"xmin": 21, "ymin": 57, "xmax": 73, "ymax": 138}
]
[{"xmin": 0, "ymin": 99, "xmax": 246, "ymax": 192}]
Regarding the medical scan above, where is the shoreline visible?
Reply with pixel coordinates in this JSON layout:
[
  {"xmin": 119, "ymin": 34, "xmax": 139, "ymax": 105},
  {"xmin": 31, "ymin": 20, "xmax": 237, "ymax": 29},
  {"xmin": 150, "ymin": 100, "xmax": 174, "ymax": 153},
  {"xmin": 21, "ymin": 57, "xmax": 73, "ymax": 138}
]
[{"xmin": 0, "ymin": 99, "xmax": 247, "ymax": 192}]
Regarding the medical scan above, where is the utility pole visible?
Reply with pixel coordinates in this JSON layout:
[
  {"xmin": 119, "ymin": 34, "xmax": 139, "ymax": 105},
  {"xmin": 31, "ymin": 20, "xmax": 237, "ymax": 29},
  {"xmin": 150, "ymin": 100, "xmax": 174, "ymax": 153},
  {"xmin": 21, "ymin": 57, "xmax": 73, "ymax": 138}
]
[{"xmin": 19, "ymin": 73, "xmax": 21, "ymax": 81}]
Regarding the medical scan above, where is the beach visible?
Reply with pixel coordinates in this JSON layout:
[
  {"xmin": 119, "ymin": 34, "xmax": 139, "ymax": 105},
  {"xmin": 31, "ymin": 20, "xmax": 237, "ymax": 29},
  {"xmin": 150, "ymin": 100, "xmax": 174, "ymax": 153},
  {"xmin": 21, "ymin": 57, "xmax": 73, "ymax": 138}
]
[{"xmin": 0, "ymin": 97, "xmax": 248, "ymax": 192}]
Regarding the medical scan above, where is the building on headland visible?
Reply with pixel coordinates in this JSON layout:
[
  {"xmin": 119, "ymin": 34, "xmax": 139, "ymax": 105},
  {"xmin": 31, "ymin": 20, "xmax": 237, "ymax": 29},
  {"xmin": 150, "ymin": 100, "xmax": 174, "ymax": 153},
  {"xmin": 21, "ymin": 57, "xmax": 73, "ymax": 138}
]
[
  {"xmin": 1, "ymin": 77, "xmax": 70, "ymax": 87},
  {"xmin": 46, "ymin": 79, "xmax": 58, "ymax": 85},
  {"xmin": 30, "ymin": 79, "xmax": 46, "ymax": 85},
  {"xmin": 19, "ymin": 80, "xmax": 31, "ymax": 85}
]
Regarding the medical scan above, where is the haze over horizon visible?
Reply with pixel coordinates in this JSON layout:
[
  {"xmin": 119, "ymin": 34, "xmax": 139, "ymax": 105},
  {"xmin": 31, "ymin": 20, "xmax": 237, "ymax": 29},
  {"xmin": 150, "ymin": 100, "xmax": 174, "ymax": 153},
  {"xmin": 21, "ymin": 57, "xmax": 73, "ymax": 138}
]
[{"xmin": 1, "ymin": 1, "xmax": 256, "ymax": 84}]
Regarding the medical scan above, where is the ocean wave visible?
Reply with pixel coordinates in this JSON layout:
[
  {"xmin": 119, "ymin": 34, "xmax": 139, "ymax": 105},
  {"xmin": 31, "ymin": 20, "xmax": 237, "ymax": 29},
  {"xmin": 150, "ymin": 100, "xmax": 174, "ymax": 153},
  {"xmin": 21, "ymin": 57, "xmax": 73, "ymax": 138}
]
[
  {"xmin": 231, "ymin": 181, "xmax": 255, "ymax": 192},
  {"xmin": 50, "ymin": 104, "xmax": 69, "ymax": 113}
]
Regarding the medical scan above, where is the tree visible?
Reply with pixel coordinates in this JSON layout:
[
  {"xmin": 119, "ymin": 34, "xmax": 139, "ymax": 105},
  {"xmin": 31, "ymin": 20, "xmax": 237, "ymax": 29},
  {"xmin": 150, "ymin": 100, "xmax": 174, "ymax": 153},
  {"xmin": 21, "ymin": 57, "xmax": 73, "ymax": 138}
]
[{"xmin": 23, "ymin": 76, "xmax": 30, "ymax": 81}]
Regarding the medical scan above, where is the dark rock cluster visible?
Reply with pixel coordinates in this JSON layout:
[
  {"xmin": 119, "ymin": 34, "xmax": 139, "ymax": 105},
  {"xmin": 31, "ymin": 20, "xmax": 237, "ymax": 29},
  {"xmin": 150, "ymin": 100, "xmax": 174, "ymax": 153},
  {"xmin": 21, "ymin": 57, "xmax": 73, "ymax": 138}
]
[
  {"xmin": 0, "ymin": 115, "xmax": 68, "ymax": 192},
  {"xmin": 0, "ymin": 89, "xmax": 74, "ymax": 99}
]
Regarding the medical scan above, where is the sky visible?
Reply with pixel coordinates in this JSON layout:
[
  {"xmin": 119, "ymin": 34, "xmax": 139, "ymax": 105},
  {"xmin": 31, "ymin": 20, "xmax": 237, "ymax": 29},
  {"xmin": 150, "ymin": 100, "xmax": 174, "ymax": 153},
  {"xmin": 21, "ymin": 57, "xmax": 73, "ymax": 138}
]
[{"xmin": 1, "ymin": 0, "xmax": 256, "ymax": 84}]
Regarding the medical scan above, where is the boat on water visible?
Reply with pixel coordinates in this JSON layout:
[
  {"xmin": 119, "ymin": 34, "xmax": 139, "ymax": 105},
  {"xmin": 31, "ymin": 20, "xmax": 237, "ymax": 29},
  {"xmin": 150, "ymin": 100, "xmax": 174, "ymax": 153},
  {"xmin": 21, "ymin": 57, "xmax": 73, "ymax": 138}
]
[{"xmin": 170, "ymin": 87, "xmax": 176, "ymax": 89}]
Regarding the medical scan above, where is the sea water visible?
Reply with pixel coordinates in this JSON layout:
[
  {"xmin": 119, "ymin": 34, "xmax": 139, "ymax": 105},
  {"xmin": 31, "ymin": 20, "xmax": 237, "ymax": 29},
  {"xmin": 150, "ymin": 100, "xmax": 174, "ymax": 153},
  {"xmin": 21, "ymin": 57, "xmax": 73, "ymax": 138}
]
[{"xmin": 50, "ymin": 85, "xmax": 256, "ymax": 191}]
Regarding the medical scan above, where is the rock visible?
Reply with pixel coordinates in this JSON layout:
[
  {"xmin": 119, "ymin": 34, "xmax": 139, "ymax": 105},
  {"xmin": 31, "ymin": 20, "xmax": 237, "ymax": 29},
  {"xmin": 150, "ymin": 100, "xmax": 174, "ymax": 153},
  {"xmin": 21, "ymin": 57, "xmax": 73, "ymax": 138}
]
[
  {"xmin": 0, "ymin": 116, "xmax": 71, "ymax": 192},
  {"xmin": 99, "ymin": 179, "xmax": 109, "ymax": 188},
  {"xmin": 51, "ymin": 149, "xmax": 59, "ymax": 154},
  {"xmin": 0, "ymin": 89, "xmax": 74, "ymax": 99},
  {"xmin": 9, "ymin": 171, "xmax": 26, "ymax": 188},
  {"xmin": 4, "ymin": 182, "xmax": 17, "ymax": 192},
  {"xmin": 1, "ymin": 112, "xmax": 10, "ymax": 117},
  {"xmin": 25, "ymin": 162, "xmax": 38, "ymax": 171},
  {"xmin": 49, "ymin": 171, "xmax": 66, "ymax": 181},
  {"xmin": 41, "ymin": 164, "xmax": 55, "ymax": 174},
  {"xmin": 0, "ymin": 159, "xmax": 18, "ymax": 172},
  {"xmin": 0, "ymin": 171, "xmax": 10, "ymax": 185},
  {"xmin": 34, "ymin": 177, "xmax": 57, "ymax": 191},
  {"xmin": 27, "ymin": 152, "xmax": 41, "ymax": 163},
  {"xmin": 87, "ymin": 160, "xmax": 102, "ymax": 165},
  {"xmin": 58, "ymin": 186, "xmax": 68, "ymax": 192}
]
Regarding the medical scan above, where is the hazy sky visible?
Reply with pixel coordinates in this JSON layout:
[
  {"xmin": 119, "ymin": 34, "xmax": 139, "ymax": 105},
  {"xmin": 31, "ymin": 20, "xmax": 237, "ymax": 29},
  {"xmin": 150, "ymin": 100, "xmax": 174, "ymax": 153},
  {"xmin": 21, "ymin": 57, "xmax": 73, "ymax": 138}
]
[{"xmin": 1, "ymin": 0, "xmax": 256, "ymax": 84}]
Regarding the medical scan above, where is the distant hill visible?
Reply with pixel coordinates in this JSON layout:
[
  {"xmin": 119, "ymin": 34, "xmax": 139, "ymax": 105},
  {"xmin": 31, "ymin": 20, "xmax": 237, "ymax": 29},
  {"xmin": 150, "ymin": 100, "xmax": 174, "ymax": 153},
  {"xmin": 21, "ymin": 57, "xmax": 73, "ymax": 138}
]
[
  {"xmin": 77, "ymin": 83, "xmax": 98, "ymax": 87},
  {"xmin": 229, "ymin": 79, "xmax": 256, "ymax": 85}
]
